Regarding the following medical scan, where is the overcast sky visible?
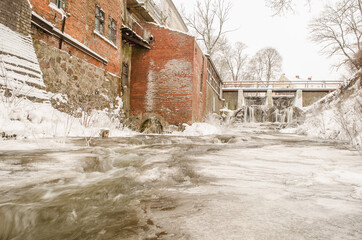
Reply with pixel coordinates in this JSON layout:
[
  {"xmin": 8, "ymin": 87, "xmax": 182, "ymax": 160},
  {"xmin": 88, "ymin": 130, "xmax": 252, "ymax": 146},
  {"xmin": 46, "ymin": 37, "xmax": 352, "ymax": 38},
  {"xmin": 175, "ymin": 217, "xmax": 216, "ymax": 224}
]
[{"xmin": 172, "ymin": 0, "xmax": 343, "ymax": 80}]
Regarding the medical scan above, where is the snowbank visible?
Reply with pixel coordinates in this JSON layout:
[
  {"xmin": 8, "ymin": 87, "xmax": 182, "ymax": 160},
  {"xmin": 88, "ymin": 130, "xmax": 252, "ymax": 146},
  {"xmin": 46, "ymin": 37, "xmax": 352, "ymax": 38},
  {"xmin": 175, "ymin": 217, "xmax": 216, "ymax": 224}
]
[
  {"xmin": 297, "ymin": 74, "xmax": 362, "ymax": 149},
  {"xmin": 170, "ymin": 114, "xmax": 228, "ymax": 136},
  {"xmin": 181, "ymin": 122, "xmax": 222, "ymax": 136},
  {"xmin": 0, "ymin": 95, "xmax": 136, "ymax": 140}
]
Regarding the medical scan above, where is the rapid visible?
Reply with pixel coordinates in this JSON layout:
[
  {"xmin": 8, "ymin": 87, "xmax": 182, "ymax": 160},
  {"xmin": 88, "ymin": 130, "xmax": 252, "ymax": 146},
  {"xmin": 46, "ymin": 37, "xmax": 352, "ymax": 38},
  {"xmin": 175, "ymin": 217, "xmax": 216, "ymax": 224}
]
[{"xmin": 0, "ymin": 123, "xmax": 361, "ymax": 240}]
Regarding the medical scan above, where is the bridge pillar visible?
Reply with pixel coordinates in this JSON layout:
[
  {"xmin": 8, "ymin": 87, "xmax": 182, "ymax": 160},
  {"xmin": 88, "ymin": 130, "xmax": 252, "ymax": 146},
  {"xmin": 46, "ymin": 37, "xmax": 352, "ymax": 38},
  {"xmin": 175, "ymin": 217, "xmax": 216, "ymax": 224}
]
[
  {"xmin": 266, "ymin": 89, "xmax": 273, "ymax": 107},
  {"xmin": 294, "ymin": 89, "xmax": 303, "ymax": 108},
  {"xmin": 237, "ymin": 89, "xmax": 245, "ymax": 109}
]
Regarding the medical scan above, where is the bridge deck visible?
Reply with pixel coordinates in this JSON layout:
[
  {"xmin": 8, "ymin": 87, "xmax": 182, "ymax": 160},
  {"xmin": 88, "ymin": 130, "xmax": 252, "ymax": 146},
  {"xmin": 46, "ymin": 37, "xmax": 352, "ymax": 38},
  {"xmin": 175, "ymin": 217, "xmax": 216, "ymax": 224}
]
[
  {"xmin": 222, "ymin": 88, "xmax": 335, "ymax": 92},
  {"xmin": 222, "ymin": 80, "xmax": 343, "ymax": 93}
]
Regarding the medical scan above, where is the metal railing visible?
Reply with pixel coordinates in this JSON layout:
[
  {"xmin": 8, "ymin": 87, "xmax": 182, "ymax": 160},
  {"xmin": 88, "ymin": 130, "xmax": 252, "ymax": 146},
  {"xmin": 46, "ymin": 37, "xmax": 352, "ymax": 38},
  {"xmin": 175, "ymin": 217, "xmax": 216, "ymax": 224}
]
[{"xmin": 222, "ymin": 80, "xmax": 344, "ymax": 90}]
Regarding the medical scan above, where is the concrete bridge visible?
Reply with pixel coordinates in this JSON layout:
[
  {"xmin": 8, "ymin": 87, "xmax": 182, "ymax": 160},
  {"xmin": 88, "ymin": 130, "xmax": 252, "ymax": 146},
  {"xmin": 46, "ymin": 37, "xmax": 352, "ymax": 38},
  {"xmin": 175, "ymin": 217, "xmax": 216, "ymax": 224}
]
[{"xmin": 222, "ymin": 80, "xmax": 344, "ymax": 109}]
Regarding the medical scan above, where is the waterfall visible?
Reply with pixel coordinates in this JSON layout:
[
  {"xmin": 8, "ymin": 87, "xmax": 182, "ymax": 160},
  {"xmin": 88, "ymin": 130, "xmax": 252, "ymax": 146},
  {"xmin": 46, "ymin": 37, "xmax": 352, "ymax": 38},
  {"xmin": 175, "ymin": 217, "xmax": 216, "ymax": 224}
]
[
  {"xmin": 233, "ymin": 103, "xmax": 300, "ymax": 124},
  {"xmin": 274, "ymin": 107, "xmax": 294, "ymax": 123},
  {"xmin": 286, "ymin": 107, "xmax": 294, "ymax": 124},
  {"xmin": 244, "ymin": 106, "xmax": 248, "ymax": 123},
  {"xmin": 249, "ymin": 107, "xmax": 255, "ymax": 123}
]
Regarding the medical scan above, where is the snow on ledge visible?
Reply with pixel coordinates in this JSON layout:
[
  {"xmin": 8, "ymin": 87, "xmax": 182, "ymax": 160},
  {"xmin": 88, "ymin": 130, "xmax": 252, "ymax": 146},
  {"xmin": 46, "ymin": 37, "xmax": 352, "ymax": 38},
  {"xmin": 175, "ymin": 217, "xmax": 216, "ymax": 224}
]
[
  {"xmin": 93, "ymin": 30, "xmax": 118, "ymax": 49},
  {"xmin": 146, "ymin": 22, "xmax": 194, "ymax": 37}
]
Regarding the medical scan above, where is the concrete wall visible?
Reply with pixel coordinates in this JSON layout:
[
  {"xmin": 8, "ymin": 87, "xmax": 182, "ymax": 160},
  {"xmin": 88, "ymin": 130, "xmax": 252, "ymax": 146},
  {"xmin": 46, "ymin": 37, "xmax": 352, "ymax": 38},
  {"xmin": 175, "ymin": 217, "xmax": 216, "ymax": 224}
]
[
  {"xmin": 34, "ymin": 40, "xmax": 121, "ymax": 115},
  {"xmin": 30, "ymin": 0, "xmax": 123, "ymax": 75},
  {"xmin": 303, "ymin": 91, "xmax": 329, "ymax": 107},
  {"xmin": 0, "ymin": 0, "xmax": 31, "ymax": 36},
  {"xmin": 157, "ymin": 0, "xmax": 188, "ymax": 32},
  {"xmin": 192, "ymin": 42, "xmax": 206, "ymax": 122},
  {"xmin": 223, "ymin": 91, "xmax": 238, "ymax": 110},
  {"xmin": 205, "ymin": 83, "xmax": 224, "ymax": 115},
  {"xmin": 130, "ymin": 23, "xmax": 203, "ymax": 125},
  {"xmin": 223, "ymin": 90, "xmax": 330, "ymax": 109}
]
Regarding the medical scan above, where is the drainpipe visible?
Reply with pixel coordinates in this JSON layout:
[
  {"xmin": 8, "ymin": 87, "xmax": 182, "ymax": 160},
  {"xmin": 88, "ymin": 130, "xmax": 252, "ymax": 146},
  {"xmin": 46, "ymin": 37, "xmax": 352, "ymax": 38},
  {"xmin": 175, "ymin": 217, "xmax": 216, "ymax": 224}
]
[{"xmin": 59, "ymin": 13, "xmax": 70, "ymax": 49}]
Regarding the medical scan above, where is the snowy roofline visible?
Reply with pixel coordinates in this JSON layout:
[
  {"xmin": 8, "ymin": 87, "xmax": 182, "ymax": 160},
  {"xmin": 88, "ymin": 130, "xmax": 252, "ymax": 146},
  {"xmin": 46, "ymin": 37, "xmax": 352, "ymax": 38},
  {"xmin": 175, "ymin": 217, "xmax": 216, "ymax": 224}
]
[{"xmin": 146, "ymin": 22, "xmax": 194, "ymax": 37}]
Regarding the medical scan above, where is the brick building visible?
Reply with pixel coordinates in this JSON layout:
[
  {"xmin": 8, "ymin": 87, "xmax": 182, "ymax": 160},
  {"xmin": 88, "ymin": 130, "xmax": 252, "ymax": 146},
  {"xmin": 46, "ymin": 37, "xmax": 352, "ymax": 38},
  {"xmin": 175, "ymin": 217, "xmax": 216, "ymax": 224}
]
[
  {"xmin": 130, "ymin": 23, "xmax": 206, "ymax": 125},
  {"xmin": 29, "ymin": 0, "xmax": 124, "ymax": 114},
  {"xmin": 1, "ymin": 0, "xmax": 224, "ymax": 130},
  {"xmin": 123, "ymin": 1, "xmax": 224, "ymax": 128}
]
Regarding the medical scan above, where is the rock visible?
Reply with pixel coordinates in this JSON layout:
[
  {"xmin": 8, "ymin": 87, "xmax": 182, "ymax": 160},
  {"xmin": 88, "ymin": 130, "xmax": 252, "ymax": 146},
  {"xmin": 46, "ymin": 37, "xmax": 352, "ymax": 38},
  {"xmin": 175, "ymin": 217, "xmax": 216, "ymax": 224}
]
[{"xmin": 100, "ymin": 129, "xmax": 110, "ymax": 138}]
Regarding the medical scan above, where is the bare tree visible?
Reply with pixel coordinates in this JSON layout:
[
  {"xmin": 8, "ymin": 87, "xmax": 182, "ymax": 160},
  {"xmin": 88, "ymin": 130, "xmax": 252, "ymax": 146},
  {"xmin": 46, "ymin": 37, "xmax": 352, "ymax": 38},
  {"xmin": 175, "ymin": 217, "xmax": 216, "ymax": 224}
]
[
  {"xmin": 309, "ymin": 0, "xmax": 362, "ymax": 71},
  {"xmin": 185, "ymin": 0, "xmax": 232, "ymax": 57},
  {"xmin": 219, "ymin": 41, "xmax": 248, "ymax": 82},
  {"xmin": 247, "ymin": 47, "xmax": 283, "ymax": 87},
  {"xmin": 265, "ymin": 0, "xmax": 311, "ymax": 15}
]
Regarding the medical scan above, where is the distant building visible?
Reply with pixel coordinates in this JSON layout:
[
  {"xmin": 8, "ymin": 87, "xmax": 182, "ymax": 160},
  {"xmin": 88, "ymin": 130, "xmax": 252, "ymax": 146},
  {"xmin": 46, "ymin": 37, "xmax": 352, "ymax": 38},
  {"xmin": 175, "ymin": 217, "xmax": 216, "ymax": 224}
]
[{"xmin": 276, "ymin": 74, "xmax": 296, "ymax": 88}]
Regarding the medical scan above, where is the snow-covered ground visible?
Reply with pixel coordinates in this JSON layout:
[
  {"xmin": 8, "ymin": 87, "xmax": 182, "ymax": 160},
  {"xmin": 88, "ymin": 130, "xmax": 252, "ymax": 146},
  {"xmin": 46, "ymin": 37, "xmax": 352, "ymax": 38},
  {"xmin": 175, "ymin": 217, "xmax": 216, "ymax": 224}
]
[{"xmin": 0, "ymin": 124, "xmax": 360, "ymax": 239}]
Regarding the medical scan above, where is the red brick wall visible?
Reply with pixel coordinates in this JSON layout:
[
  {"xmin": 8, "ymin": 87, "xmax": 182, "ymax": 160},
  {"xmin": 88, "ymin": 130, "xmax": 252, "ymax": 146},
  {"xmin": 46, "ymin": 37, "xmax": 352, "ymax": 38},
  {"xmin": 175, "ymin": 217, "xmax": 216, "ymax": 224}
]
[
  {"xmin": 130, "ymin": 23, "xmax": 203, "ymax": 125},
  {"xmin": 30, "ymin": 0, "xmax": 122, "ymax": 75}
]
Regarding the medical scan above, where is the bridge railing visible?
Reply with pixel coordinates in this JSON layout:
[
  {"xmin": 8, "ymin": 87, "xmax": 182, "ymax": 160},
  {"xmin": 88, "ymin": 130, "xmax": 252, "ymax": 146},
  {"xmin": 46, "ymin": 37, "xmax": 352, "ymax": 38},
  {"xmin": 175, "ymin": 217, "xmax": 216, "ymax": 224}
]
[{"xmin": 222, "ymin": 80, "xmax": 344, "ymax": 90}]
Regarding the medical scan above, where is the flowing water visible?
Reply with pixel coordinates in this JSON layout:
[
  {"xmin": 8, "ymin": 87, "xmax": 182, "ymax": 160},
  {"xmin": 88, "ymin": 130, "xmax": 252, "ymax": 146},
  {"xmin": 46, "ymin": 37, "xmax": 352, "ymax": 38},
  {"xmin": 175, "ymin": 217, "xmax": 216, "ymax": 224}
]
[{"xmin": 0, "ymin": 124, "xmax": 361, "ymax": 240}]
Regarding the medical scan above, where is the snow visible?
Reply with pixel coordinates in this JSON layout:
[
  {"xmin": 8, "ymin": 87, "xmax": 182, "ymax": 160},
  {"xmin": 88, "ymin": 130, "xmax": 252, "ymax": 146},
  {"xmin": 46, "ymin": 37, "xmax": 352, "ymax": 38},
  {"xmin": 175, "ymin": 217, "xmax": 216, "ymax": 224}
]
[
  {"xmin": 48, "ymin": 2, "xmax": 66, "ymax": 19},
  {"xmin": 27, "ymin": 0, "xmax": 32, "ymax": 9},
  {"xmin": 147, "ymin": 21, "xmax": 194, "ymax": 37},
  {"xmin": 181, "ymin": 123, "xmax": 222, "ymax": 136},
  {"xmin": 0, "ymin": 23, "xmax": 48, "ymax": 100},
  {"xmin": 296, "ymin": 75, "xmax": 362, "ymax": 149},
  {"xmin": 0, "ymin": 94, "xmax": 136, "ymax": 139},
  {"xmin": 93, "ymin": 30, "xmax": 118, "ymax": 49}
]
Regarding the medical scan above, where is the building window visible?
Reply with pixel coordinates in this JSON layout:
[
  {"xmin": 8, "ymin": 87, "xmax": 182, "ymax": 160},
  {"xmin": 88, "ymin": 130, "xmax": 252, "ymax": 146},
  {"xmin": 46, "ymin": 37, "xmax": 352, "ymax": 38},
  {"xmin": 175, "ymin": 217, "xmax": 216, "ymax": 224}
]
[
  {"xmin": 95, "ymin": 5, "xmax": 105, "ymax": 35},
  {"xmin": 51, "ymin": 0, "xmax": 66, "ymax": 10},
  {"xmin": 108, "ymin": 17, "xmax": 117, "ymax": 44}
]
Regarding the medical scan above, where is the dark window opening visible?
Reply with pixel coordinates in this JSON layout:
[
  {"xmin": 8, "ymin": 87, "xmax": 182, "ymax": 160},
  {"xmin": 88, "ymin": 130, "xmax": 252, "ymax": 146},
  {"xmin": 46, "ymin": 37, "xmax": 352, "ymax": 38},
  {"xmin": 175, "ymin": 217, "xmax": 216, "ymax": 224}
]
[
  {"xmin": 108, "ymin": 17, "xmax": 117, "ymax": 44},
  {"xmin": 95, "ymin": 5, "xmax": 105, "ymax": 35}
]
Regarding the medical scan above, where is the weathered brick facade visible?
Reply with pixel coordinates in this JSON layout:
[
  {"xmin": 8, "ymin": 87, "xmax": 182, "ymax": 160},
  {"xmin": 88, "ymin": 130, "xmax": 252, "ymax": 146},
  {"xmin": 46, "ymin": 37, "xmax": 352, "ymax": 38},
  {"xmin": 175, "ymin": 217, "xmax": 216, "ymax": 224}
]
[
  {"xmin": 130, "ymin": 23, "xmax": 207, "ymax": 126},
  {"xmin": 30, "ymin": 0, "xmax": 123, "ymax": 75},
  {"xmin": 0, "ymin": 0, "xmax": 31, "ymax": 36},
  {"xmin": 27, "ymin": 0, "xmax": 124, "ymax": 114}
]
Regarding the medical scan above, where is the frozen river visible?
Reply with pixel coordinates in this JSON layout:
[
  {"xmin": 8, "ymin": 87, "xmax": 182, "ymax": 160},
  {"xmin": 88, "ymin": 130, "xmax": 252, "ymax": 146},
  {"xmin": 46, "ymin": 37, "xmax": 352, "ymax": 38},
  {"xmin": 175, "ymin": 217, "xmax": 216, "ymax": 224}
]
[{"xmin": 0, "ymin": 123, "xmax": 361, "ymax": 239}]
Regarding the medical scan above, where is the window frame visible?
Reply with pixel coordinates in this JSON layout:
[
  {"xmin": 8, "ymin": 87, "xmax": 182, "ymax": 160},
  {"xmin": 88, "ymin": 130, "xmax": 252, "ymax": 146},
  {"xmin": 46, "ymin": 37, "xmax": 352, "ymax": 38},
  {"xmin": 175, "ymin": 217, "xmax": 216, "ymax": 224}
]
[
  {"xmin": 108, "ymin": 17, "xmax": 117, "ymax": 44},
  {"xmin": 50, "ymin": 0, "xmax": 66, "ymax": 10},
  {"xmin": 95, "ymin": 5, "xmax": 105, "ymax": 35}
]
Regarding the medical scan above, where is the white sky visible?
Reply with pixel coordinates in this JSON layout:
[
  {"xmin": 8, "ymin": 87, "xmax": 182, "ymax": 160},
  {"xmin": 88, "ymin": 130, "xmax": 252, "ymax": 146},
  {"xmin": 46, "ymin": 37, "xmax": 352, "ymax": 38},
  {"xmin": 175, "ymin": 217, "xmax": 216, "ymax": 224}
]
[{"xmin": 172, "ymin": 0, "xmax": 343, "ymax": 80}]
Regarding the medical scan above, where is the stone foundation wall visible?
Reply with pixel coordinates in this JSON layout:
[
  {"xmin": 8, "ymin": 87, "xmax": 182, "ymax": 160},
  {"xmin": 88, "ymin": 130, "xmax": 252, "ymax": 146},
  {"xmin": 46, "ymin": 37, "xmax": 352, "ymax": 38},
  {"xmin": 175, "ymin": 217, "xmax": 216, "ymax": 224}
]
[
  {"xmin": 0, "ymin": 0, "xmax": 31, "ymax": 36},
  {"xmin": 34, "ymin": 40, "xmax": 121, "ymax": 115}
]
